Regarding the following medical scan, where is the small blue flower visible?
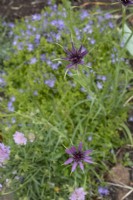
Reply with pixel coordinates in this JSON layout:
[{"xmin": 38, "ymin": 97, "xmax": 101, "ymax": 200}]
[
  {"xmin": 27, "ymin": 44, "xmax": 34, "ymax": 51},
  {"xmin": 0, "ymin": 77, "xmax": 5, "ymax": 87},
  {"xmin": 98, "ymin": 187, "xmax": 109, "ymax": 196},
  {"xmin": 40, "ymin": 54, "xmax": 46, "ymax": 61},
  {"xmin": 128, "ymin": 116, "xmax": 133, "ymax": 122},
  {"xmin": 80, "ymin": 10, "xmax": 89, "ymax": 20},
  {"xmin": 88, "ymin": 136, "xmax": 93, "ymax": 141},
  {"xmin": 8, "ymin": 101, "xmax": 14, "ymax": 112},
  {"xmin": 32, "ymin": 14, "xmax": 41, "ymax": 21},
  {"xmin": 11, "ymin": 117, "xmax": 16, "ymax": 124},
  {"xmin": 26, "ymin": 30, "xmax": 32, "ymax": 36},
  {"xmin": 104, "ymin": 13, "xmax": 112, "ymax": 19},
  {"xmin": 90, "ymin": 39, "xmax": 96, "ymax": 45},
  {"xmin": 10, "ymin": 96, "xmax": 16, "ymax": 102},
  {"xmin": 51, "ymin": 19, "xmax": 65, "ymax": 29},
  {"xmin": 30, "ymin": 57, "xmax": 37, "ymax": 64},
  {"xmin": 97, "ymin": 82, "xmax": 103, "ymax": 90},
  {"xmin": 45, "ymin": 79, "xmax": 55, "ymax": 88},
  {"xmin": 8, "ymin": 22, "xmax": 15, "ymax": 28},
  {"xmin": 33, "ymin": 91, "xmax": 38, "ymax": 96},
  {"xmin": 108, "ymin": 22, "xmax": 114, "ymax": 29},
  {"xmin": 97, "ymin": 75, "xmax": 106, "ymax": 81}
]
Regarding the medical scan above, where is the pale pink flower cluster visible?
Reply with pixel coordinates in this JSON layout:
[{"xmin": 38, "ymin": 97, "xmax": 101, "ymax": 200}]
[
  {"xmin": 13, "ymin": 131, "xmax": 27, "ymax": 145},
  {"xmin": 0, "ymin": 143, "xmax": 10, "ymax": 166},
  {"xmin": 69, "ymin": 187, "xmax": 87, "ymax": 200}
]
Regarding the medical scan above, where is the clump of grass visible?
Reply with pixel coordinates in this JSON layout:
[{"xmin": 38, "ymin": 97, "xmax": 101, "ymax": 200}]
[{"xmin": 0, "ymin": 0, "xmax": 133, "ymax": 199}]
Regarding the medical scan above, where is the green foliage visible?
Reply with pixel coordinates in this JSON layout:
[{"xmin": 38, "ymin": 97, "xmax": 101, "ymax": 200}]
[
  {"xmin": 0, "ymin": 1, "xmax": 133, "ymax": 199},
  {"xmin": 0, "ymin": 19, "xmax": 13, "ymax": 66}
]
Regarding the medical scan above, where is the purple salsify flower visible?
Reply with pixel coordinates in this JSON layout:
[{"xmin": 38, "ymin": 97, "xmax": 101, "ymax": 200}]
[
  {"xmin": 119, "ymin": 0, "xmax": 133, "ymax": 6},
  {"xmin": 63, "ymin": 43, "xmax": 88, "ymax": 69},
  {"xmin": 98, "ymin": 187, "xmax": 109, "ymax": 196},
  {"xmin": 64, "ymin": 142, "xmax": 93, "ymax": 172}
]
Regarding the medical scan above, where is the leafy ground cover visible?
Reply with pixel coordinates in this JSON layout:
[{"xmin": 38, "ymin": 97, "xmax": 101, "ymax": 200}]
[{"xmin": 0, "ymin": 0, "xmax": 133, "ymax": 199}]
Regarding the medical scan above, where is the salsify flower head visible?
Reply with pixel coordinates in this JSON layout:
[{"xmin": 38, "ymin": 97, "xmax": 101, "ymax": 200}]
[
  {"xmin": 63, "ymin": 43, "xmax": 88, "ymax": 69},
  {"xmin": 119, "ymin": 0, "xmax": 133, "ymax": 6},
  {"xmin": 69, "ymin": 187, "xmax": 87, "ymax": 200},
  {"xmin": 13, "ymin": 131, "xmax": 27, "ymax": 145},
  {"xmin": 64, "ymin": 142, "xmax": 93, "ymax": 172},
  {"xmin": 0, "ymin": 143, "xmax": 10, "ymax": 166}
]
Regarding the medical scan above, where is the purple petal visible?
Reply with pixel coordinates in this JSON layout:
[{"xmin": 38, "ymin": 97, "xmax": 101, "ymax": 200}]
[
  {"xmin": 79, "ymin": 162, "xmax": 84, "ymax": 171},
  {"xmin": 80, "ymin": 50, "xmax": 88, "ymax": 57},
  {"xmin": 79, "ymin": 61, "xmax": 84, "ymax": 65},
  {"xmin": 71, "ymin": 162, "xmax": 78, "ymax": 172},
  {"xmin": 64, "ymin": 49, "xmax": 73, "ymax": 56},
  {"xmin": 78, "ymin": 142, "xmax": 82, "ymax": 151},
  {"xmin": 78, "ymin": 45, "xmax": 83, "ymax": 53},
  {"xmin": 65, "ymin": 146, "xmax": 76, "ymax": 154},
  {"xmin": 64, "ymin": 158, "xmax": 73, "ymax": 165},
  {"xmin": 66, "ymin": 63, "xmax": 74, "ymax": 69},
  {"xmin": 83, "ymin": 157, "xmax": 93, "ymax": 164},
  {"xmin": 71, "ymin": 42, "xmax": 76, "ymax": 53},
  {"xmin": 84, "ymin": 150, "xmax": 92, "ymax": 155}
]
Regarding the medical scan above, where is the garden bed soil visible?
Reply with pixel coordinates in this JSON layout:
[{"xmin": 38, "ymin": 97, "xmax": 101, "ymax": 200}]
[{"xmin": 0, "ymin": 0, "xmax": 122, "ymax": 20}]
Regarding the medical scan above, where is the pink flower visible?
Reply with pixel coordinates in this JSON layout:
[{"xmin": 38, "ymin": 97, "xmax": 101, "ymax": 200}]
[
  {"xmin": 69, "ymin": 187, "xmax": 87, "ymax": 200},
  {"xmin": 0, "ymin": 143, "xmax": 10, "ymax": 166},
  {"xmin": 13, "ymin": 131, "xmax": 27, "ymax": 145}
]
